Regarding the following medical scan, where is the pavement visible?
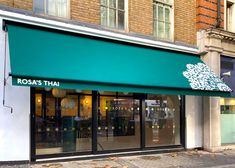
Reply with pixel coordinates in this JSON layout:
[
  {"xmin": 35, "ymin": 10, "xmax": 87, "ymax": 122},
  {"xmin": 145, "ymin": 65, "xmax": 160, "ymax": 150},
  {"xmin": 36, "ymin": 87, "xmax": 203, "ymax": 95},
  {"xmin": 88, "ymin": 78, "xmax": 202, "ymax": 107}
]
[{"xmin": 3, "ymin": 149, "xmax": 235, "ymax": 168}]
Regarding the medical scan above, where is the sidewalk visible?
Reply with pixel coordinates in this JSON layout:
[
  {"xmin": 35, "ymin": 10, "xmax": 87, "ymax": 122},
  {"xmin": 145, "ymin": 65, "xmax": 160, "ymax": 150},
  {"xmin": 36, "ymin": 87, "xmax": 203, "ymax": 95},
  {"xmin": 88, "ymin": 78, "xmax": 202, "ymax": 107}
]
[{"xmin": 3, "ymin": 149, "xmax": 235, "ymax": 168}]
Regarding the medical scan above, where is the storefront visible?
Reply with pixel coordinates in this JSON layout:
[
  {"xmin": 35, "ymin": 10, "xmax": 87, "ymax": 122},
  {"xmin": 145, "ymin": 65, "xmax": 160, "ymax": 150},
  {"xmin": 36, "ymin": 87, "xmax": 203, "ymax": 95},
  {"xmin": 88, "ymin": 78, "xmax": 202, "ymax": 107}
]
[
  {"xmin": 3, "ymin": 20, "xmax": 231, "ymax": 161},
  {"xmin": 221, "ymin": 56, "xmax": 235, "ymax": 144},
  {"xmin": 32, "ymin": 89, "xmax": 182, "ymax": 158}
]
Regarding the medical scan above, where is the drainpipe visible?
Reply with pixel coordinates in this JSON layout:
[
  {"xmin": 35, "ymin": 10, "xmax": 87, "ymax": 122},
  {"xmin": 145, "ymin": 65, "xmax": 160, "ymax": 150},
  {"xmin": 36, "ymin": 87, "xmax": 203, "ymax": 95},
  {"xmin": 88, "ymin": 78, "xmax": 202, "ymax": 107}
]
[{"xmin": 216, "ymin": 0, "xmax": 221, "ymax": 28}]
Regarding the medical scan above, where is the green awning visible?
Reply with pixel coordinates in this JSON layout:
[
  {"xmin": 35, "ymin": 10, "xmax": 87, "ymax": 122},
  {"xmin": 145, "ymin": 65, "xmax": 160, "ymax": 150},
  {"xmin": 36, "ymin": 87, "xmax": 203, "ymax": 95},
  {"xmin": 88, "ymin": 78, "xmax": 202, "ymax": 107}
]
[{"xmin": 6, "ymin": 21, "xmax": 232, "ymax": 97}]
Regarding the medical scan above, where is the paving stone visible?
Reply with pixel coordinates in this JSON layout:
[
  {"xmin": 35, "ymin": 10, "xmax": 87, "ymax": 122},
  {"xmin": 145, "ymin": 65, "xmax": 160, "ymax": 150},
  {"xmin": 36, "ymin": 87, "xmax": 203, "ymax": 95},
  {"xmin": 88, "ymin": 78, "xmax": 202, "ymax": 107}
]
[{"xmin": 4, "ymin": 150, "xmax": 235, "ymax": 168}]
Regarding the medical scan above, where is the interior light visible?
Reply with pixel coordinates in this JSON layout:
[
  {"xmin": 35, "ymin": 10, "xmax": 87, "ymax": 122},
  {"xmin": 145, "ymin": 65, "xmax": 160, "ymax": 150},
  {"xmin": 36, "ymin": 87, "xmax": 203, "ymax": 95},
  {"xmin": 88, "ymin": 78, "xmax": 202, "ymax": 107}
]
[
  {"xmin": 85, "ymin": 100, "xmax": 89, "ymax": 104},
  {"xmin": 75, "ymin": 89, "xmax": 82, "ymax": 93},
  {"xmin": 52, "ymin": 88, "xmax": 66, "ymax": 98},
  {"xmin": 37, "ymin": 98, "xmax": 41, "ymax": 103},
  {"xmin": 45, "ymin": 88, "xmax": 51, "ymax": 91}
]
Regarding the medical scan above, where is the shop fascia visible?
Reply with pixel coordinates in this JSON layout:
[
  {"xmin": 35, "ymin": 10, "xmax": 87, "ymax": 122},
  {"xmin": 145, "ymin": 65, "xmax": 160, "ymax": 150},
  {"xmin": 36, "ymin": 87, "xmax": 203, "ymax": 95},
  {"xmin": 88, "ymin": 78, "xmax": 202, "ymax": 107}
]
[{"xmin": 16, "ymin": 78, "xmax": 60, "ymax": 87}]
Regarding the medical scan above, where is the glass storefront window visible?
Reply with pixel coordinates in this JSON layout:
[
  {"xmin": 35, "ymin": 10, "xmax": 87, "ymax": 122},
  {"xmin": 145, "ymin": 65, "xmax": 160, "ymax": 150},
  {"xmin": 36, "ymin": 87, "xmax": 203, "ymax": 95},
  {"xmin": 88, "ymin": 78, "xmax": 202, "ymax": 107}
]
[
  {"xmin": 35, "ymin": 89, "xmax": 92, "ymax": 155},
  {"xmin": 145, "ymin": 94, "xmax": 181, "ymax": 147},
  {"xmin": 97, "ymin": 95, "xmax": 140, "ymax": 150},
  {"xmin": 34, "ymin": 89, "xmax": 182, "ymax": 156},
  {"xmin": 221, "ymin": 56, "xmax": 235, "ymax": 144}
]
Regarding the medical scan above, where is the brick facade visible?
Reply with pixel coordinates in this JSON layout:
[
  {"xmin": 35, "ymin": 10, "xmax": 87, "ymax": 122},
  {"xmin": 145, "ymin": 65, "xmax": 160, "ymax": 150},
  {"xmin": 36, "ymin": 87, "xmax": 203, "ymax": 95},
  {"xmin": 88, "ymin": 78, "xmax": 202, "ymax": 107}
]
[
  {"xmin": 129, "ymin": 0, "xmax": 153, "ymax": 35},
  {"xmin": 0, "ymin": 0, "xmax": 13, "ymax": 7},
  {"xmin": 196, "ymin": 0, "xmax": 224, "ymax": 30},
  {"xmin": 175, "ymin": 0, "xmax": 197, "ymax": 45},
  {"xmin": 0, "ymin": 0, "xmax": 32, "ymax": 10},
  {"xmin": 0, "ymin": 0, "xmax": 198, "ymax": 45},
  {"xmin": 71, "ymin": 0, "xmax": 100, "ymax": 25}
]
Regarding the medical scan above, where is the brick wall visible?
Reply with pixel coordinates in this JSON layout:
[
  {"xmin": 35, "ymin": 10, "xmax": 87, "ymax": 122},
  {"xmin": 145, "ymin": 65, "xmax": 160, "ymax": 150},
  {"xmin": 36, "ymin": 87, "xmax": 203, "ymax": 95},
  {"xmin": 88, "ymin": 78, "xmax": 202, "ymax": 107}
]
[
  {"xmin": 129, "ymin": 0, "xmax": 153, "ymax": 35},
  {"xmin": 0, "ymin": 0, "xmax": 198, "ymax": 46},
  {"xmin": 175, "ymin": 0, "xmax": 197, "ymax": 45},
  {"xmin": 14, "ymin": 0, "xmax": 32, "ymax": 10},
  {"xmin": 0, "ymin": 0, "xmax": 13, "ymax": 7},
  {"xmin": 0, "ymin": 0, "xmax": 32, "ymax": 10},
  {"xmin": 71, "ymin": 0, "xmax": 100, "ymax": 25},
  {"xmin": 196, "ymin": 0, "xmax": 224, "ymax": 30}
]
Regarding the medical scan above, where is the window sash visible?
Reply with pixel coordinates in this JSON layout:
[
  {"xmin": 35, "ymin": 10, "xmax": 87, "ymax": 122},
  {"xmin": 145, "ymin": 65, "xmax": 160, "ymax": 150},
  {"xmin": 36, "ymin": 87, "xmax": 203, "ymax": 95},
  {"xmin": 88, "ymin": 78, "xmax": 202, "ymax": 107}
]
[
  {"xmin": 226, "ymin": 1, "xmax": 235, "ymax": 32},
  {"xmin": 34, "ymin": 0, "xmax": 69, "ymax": 19},
  {"xmin": 153, "ymin": 2, "xmax": 172, "ymax": 40},
  {"xmin": 154, "ymin": 0, "xmax": 173, "ymax": 7},
  {"xmin": 101, "ymin": 0, "xmax": 125, "ymax": 30}
]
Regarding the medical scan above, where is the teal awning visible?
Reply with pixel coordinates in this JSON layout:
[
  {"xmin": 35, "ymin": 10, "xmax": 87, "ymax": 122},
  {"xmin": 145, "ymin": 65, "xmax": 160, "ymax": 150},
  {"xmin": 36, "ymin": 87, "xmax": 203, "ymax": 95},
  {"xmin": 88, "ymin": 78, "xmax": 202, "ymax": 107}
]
[{"xmin": 6, "ymin": 21, "xmax": 231, "ymax": 97}]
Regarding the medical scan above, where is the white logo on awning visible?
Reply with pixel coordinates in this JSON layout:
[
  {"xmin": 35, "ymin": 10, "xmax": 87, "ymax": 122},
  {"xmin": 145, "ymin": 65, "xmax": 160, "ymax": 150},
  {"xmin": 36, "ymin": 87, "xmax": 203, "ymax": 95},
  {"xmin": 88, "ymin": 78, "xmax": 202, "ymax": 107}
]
[{"xmin": 183, "ymin": 63, "xmax": 232, "ymax": 92}]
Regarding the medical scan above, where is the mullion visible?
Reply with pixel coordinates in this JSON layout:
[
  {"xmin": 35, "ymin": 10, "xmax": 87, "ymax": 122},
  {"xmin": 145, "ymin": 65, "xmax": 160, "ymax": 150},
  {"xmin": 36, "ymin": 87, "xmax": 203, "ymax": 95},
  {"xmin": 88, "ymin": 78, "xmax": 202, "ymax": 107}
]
[
  {"xmin": 116, "ymin": 0, "xmax": 118, "ymax": 28},
  {"xmin": 55, "ymin": 0, "xmax": 58, "ymax": 17},
  {"xmin": 157, "ymin": 4, "xmax": 159, "ymax": 37},
  {"xmin": 92, "ymin": 91, "xmax": 98, "ymax": 154},
  {"xmin": 107, "ymin": 0, "xmax": 110, "ymax": 27},
  {"xmin": 44, "ymin": 0, "xmax": 47, "ymax": 15},
  {"xmin": 163, "ymin": 5, "xmax": 165, "ymax": 39}
]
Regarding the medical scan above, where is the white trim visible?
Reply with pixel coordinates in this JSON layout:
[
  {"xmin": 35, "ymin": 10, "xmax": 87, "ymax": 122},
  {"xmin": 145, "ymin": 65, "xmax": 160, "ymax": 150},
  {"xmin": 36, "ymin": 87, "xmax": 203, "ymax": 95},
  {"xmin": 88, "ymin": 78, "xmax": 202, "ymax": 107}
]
[
  {"xmin": 171, "ymin": 0, "xmax": 174, "ymax": 42},
  {"xmin": 224, "ymin": 0, "xmax": 227, "ymax": 31},
  {"xmin": 224, "ymin": 0, "xmax": 235, "ymax": 32},
  {"xmin": 67, "ymin": 0, "xmax": 71, "ymax": 20},
  {"xmin": 124, "ymin": 0, "xmax": 128, "ymax": 31},
  {"xmin": 0, "ymin": 10, "xmax": 198, "ymax": 54}
]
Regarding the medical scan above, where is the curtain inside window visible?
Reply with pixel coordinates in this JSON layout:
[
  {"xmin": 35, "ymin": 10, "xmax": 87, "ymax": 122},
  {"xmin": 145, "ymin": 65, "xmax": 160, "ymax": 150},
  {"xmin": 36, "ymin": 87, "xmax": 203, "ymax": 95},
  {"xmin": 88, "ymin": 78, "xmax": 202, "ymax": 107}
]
[
  {"xmin": 46, "ymin": 0, "xmax": 68, "ymax": 18},
  {"xmin": 47, "ymin": 0, "xmax": 57, "ymax": 16},
  {"xmin": 34, "ymin": 0, "xmax": 45, "ymax": 14},
  {"xmin": 57, "ymin": 0, "xmax": 68, "ymax": 18}
]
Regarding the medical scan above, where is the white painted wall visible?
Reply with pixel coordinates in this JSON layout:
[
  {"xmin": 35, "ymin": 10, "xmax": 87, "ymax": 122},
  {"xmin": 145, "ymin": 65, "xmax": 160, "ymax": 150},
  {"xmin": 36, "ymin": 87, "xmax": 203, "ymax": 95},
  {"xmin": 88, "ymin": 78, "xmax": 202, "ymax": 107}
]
[
  {"xmin": 0, "ymin": 18, "xmax": 30, "ymax": 161},
  {"xmin": 185, "ymin": 96, "xmax": 203, "ymax": 148}
]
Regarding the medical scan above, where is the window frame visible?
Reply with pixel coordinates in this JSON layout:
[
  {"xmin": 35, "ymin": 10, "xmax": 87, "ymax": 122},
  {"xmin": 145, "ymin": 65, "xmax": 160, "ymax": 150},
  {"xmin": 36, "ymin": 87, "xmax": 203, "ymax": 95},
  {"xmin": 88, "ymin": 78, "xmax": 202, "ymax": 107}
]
[
  {"xmin": 224, "ymin": 0, "xmax": 235, "ymax": 32},
  {"xmin": 100, "ymin": 0, "xmax": 128, "ymax": 31},
  {"xmin": 33, "ymin": 0, "xmax": 70, "ymax": 19},
  {"xmin": 153, "ymin": 0, "xmax": 174, "ymax": 41}
]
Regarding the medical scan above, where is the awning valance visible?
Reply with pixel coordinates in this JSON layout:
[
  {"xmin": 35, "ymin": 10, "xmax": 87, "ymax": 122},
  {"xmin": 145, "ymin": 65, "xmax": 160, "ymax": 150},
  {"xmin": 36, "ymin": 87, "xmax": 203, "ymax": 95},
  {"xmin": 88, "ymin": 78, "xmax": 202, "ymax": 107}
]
[{"xmin": 6, "ymin": 22, "xmax": 232, "ymax": 97}]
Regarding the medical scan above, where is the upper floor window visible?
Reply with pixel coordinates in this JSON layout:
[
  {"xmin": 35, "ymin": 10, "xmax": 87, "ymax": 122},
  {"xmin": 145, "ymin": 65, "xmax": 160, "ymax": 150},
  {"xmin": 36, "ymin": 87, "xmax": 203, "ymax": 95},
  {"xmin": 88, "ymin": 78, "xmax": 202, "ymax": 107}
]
[
  {"xmin": 153, "ymin": 0, "xmax": 173, "ymax": 40},
  {"xmin": 34, "ymin": 0, "xmax": 70, "ymax": 19},
  {"xmin": 225, "ymin": 0, "xmax": 235, "ymax": 32},
  {"xmin": 100, "ymin": 0, "xmax": 126, "ymax": 30}
]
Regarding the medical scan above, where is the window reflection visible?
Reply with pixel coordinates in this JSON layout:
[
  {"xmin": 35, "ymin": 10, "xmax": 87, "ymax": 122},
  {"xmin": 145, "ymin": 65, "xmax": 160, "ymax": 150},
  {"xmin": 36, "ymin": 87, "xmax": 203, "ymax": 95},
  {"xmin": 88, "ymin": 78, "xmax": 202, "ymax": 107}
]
[
  {"xmin": 221, "ymin": 56, "xmax": 235, "ymax": 144},
  {"xmin": 145, "ymin": 94, "xmax": 180, "ymax": 146},
  {"xmin": 34, "ymin": 0, "xmax": 70, "ymax": 19},
  {"xmin": 35, "ymin": 89, "xmax": 182, "ymax": 155},
  {"xmin": 35, "ymin": 89, "xmax": 92, "ymax": 155},
  {"xmin": 97, "ymin": 96, "xmax": 140, "ymax": 150}
]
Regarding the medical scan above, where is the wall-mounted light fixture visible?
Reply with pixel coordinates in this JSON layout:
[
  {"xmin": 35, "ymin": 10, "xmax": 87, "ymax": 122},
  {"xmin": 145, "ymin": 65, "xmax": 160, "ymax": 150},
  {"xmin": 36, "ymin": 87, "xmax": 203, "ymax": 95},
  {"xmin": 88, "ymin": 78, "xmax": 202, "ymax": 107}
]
[{"xmin": 221, "ymin": 71, "xmax": 231, "ymax": 81}]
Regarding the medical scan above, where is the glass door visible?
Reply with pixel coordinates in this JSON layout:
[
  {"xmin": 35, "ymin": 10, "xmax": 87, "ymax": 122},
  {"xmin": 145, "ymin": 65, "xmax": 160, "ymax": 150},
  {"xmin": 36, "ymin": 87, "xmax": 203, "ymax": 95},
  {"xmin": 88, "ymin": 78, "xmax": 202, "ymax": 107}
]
[
  {"xmin": 97, "ymin": 93, "xmax": 140, "ymax": 151},
  {"xmin": 144, "ymin": 94, "xmax": 181, "ymax": 147}
]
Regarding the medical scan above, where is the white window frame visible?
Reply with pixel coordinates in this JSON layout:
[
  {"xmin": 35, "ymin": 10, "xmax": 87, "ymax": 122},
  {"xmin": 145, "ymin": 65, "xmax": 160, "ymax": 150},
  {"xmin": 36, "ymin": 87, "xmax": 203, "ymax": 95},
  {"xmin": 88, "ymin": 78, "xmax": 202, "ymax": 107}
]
[
  {"xmin": 224, "ymin": 0, "xmax": 235, "ymax": 32},
  {"xmin": 100, "ymin": 0, "xmax": 128, "ymax": 31},
  {"xmin": 153, "ymin": 0, "xmax": 174, "ymax": 41},
  {"xmin": 33, "ymin": 0, "xmax": 70, "ymax": 19}
]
